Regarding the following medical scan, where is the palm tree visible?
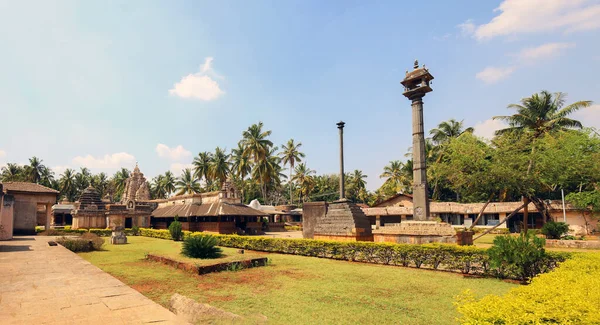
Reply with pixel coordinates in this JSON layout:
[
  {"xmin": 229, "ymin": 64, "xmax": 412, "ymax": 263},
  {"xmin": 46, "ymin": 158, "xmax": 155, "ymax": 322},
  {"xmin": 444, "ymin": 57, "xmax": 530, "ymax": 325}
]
[
  {"xmin": 242, "ymin": 122, "xmax": 274, "ymax": 201},
  {"xmin": 242, "ymin": 122, "xmax": 273, "ymax": 163},
  {"xmin": 175, "ymin": 168, "xmax": 202, "ymax": 195},
  {"xmin": 91, "ymin": 173, "xmax": 109, "ymax": 197},
  {"xmin": 380, "ymin": 160, "xmax": 412, "ymax": 194},
  {"xmin": 430, "ymin": 119, "xmax": 474, "ymax": 145},
  {"xmin": 112, "ymin": 168, "xmax": 130, "ymax": 199},
  {"xmin": 251, "ymin": 147, "xmax": 282, "ymax": 201},
  {"xmin": 27, "ymin": 157, "xmax": 46, "ymax": 183},
  {"xmin": 350, "ymin": 169, "xmax": 367, "ymax": 190},
  {"xmin": 151, "ymin": 174, "xmax": 167, "ymax": 199},
  {"xmin": 292, "ymin": 163, "xmax": 315, "ymax": 202},
  {"xmin": 493, "ymin": 91, "xmax": 592, "ymax": 231},
  {"xmin": 210, "ymin": 147, "xmax": 230, "ymax": 188},
  {"xmin": 59, "ymin": 169, "xmax": 77, "ymax": 201},
  {"xmin": 493, "ymin": 91, "xmax": 592, "ymax": 137},
  {"xmin": 163, "ymin": 171, "xmax": 176, "ymax": 196},
  {"xmin": 230, "ymin": 142, "xmax": 252, "ymax": 179},
  {"xmin": 193, "ymin": 152, "xmax": 213, "ymax": 189},
  {"xmin": 280, "ymin": 139, "xmax": 305, "ymax": 204},
  {"xmin": 1, "ymin": 163, "xmax": 25, "ymax": 181}
]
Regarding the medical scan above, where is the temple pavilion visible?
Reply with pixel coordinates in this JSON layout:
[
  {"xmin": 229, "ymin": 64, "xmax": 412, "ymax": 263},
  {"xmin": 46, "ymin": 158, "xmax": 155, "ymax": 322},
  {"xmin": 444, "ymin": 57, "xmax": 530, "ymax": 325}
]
[{"xmin": 151, "ymin": 179, "xmax": 272, "ymax": 234}]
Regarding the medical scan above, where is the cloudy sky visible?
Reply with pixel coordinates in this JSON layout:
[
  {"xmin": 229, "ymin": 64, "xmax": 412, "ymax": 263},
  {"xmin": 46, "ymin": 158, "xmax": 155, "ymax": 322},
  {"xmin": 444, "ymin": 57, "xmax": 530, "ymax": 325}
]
[{"xmin": 0, "ymin": 0, "xmax": 599, "ymax": 191}]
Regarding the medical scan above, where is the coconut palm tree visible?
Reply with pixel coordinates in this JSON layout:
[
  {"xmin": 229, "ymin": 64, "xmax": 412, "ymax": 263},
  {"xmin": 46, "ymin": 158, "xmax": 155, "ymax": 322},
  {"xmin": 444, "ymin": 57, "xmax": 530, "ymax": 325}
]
[
  {"xmin": 0, "ymin": 163, "xmax": 24, "ymax": 182},
  {"xmin": 151, "ymin": 174, "xmax": 167, "ymax": 199},
  {"xmin": 210, "ymin": 147, "xmax": 230, "ymax": 188},
  {"xmin": 280, "ymin": 139, "xmax": 305, "ymax": 204},
  {"xmin": 231, "ymin": 142, "xmax": 252, "ymax": 179},
  {"xmin": 59, "ymin": 168, "xmax": 77, "ymax": 201},
  {"xmin": 430, "ymin": 119, "xmax": 474, "ymax": 145},
  {"xmin": 242, "ymin": 122, "xmax": 273, "ymax": 163},
  {"xmin": 112, "ymin": 168, "xmax": 130, "ymax": 199},
  {"xmin": 193, "ymin": 151, "xmax": 213, "ymax": 190},
  {"xmin": 175, "ymin": 168, "xmax": 202, "ymax": 195},
  {"xmin": 350, "ymin": 169, "xmax": 367, "ymax": 190},
  {"xmin": 494, "ymin": 91, "xmax": 592, "ymax": 138},
  {"xmin": 163, "ymin": 171, "xmax": 176, "ymax": 196},
  {"xmin": 380, "ymin": 160, "xmax": 412, "ymax": 194},
  {"xmin": 292, "ymin": 163, "xmax": 315, "ymax": 202},
  {"xmin": 26, "ymin": 156, "xmax": 46, "ymax": 183},
  {"xmin": 91, "ymin": 173, "xmax": 109, "ymax": 197},
  {"xmin": 251, "ymin": 147, "xmax": 282, "ymax": 201}
]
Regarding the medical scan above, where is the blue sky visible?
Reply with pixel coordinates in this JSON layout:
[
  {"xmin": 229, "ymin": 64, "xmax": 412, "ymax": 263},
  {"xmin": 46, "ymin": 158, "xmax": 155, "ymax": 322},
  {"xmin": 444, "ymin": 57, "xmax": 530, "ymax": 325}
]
[{"xmin": 1, "ymin": 0, "xmax": 599, "ymax": 191}]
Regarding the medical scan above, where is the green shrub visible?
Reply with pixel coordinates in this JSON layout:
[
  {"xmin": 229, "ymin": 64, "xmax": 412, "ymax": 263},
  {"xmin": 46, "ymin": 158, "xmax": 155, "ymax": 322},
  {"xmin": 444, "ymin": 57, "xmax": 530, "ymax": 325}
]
[
  {"xmin": 541, "ymin": 221, "xmax": 570, "ymax": 239},
  {"xmin": 457, "ymin": 253, "xmax": 600, "ymax": 324},
  {"xmin": 168, "ymin": 219, "xmax": 183, "ymax": 241},
  {"xmin": 131, "ymin": 225, "xmax": 140, "ymax": 236},
  {"xmin": 284, "ymin": 225, "xmax": 302, "ymax": 231},
  {"xmin": 488, "ymin": 231, "xmax": 549, "ymax": 281},
  {"xmin": 56, "ymin": 233, "xmax": 104, "ymax": 252},
  {"xmin": 181, "ymin": 235, "xmax": 223, "ymax": 259}
]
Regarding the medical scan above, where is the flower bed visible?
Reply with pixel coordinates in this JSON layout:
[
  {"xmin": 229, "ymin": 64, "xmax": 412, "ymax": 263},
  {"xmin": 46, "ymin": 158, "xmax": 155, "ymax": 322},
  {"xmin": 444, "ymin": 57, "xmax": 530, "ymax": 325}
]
[{"xmin": 145, "ymin": 254, "xmax": 269, "ymax": 275}]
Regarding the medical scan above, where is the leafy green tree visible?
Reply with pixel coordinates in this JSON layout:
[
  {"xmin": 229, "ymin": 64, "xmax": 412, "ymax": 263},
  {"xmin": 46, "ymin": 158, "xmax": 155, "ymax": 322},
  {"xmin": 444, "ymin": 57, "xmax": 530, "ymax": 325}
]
[
  {"xmin": 430, "ymin": 119, "xmax": 473, "ymax": 145},
  {"xmin": 280, "ymin": 139, "xmax": 305, "ymax": 204},
  {"xmin": 379, "ymin": 160, "xmax": 412, "ymax": 195},
  {"xmin": 566, "ymin": 190, "xmax": 600, "ymax": 234},
  {"xmin": 292, "ymin": 163, "xmax": 315, "ymax": 202},
  {"xmin": 90, "ymin": 172, "xmax": 108, "ymax": 197},
  {"xmin": 0, "ymin": 163, "xmax": 25, "ymax": 181}
]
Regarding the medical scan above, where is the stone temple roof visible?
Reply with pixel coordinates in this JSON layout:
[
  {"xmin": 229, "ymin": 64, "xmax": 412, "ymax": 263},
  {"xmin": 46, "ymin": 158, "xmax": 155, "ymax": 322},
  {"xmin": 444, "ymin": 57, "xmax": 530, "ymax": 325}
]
[{"xmin": 78, "ymin": 186, "xmax": 104, "ymax": 210}]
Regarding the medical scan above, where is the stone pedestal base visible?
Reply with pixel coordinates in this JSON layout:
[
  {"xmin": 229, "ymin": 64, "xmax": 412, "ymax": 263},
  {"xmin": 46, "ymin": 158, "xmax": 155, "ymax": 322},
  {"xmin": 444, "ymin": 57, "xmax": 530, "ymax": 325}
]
[
  {"xmin": 110, "ymin": 226, "xmax": 127, "ymax": 245},
  {"xmin": 373, "ymin": 221, "xmax": 456, "ymax": 244},
  {"xmin": 313, "ymin": 200, "xmax": 373, "ymax": 242}
]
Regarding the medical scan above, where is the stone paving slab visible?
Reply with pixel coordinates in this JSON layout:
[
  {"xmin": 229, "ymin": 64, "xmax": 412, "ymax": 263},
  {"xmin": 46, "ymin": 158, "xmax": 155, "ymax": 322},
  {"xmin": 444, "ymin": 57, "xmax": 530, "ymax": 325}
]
[{"xmin": 0, "ymin": 236, "xmax": 188, "ymax": 324}]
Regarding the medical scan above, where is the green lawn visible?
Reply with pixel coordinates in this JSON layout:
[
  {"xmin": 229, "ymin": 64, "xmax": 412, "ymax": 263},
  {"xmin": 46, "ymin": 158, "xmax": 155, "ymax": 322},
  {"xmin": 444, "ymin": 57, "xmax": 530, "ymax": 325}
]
[{"xmin": 80, "ymin": 237, "xmax": 515, "ymax": 325}]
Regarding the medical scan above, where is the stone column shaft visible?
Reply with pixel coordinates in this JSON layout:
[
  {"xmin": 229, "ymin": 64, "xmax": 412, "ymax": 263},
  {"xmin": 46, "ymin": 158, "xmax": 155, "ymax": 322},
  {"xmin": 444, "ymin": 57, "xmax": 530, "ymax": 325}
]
[
  {"xmin": 337, "ymin": 122, "xmax": 345, "ymax": 200},
  {"xmin": 411, "ymin": 97, "xmax": 430, "ymax": 221}
]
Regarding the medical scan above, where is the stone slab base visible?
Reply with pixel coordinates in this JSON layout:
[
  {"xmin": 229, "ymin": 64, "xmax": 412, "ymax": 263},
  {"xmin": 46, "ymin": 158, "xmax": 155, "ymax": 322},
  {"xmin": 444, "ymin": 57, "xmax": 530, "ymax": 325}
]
[
  {"xmin": 545, "ymin": 239, "xmax": 600, "ymax": 249},
  {"xmin": 314, "ymin": 234, "xmax": 374, "ymax": 242},
  {"xmin": 373, "ymin": 221, "xmax": 457, "ymax": 244}
]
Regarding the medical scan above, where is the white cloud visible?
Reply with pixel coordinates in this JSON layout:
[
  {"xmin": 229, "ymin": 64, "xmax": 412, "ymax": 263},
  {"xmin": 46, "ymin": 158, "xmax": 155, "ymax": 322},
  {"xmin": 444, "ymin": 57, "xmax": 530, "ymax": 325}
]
[
  {"xmin": 457, "ymin": 19, "xmax": 476, "ymax": 36},
  {"xmin": 514, "ymin": 42, "xmax": 576, "ymax": 61},
  {"xmin": 72, "ymin": 152, "xmax": 135, "ymax": 169},
  {"xmin": 574, "ymin": 104, "xmax": 600, "ymax": 130},
  {"xmin": 169, "ymin": 57, "xmax": 225, "ymax": 101},
  {"xmin": 474, "ymin": 119, "xmax": 508, "ymax": 140},
  {"xmin": 476, "ymin": 66, "xmax": 516, "ymax": 84},
  {"xmin": 156, "ymin": 143, "xmax": 192, "ymax": 161},
  {"xmin": 169, "ymin": 163, "xmax": 194, "ymax": 176},
  {"xmin": 474, "ymin": 0, "xmax": 600, "ymax": 40}
]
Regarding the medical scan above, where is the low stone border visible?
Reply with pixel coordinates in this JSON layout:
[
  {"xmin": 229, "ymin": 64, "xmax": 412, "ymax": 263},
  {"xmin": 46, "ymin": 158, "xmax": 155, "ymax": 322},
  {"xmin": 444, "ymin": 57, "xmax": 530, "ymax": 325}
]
[
  {"xmin": 546, "ymin": 239, "xmax": 600, "ymax": 249},
  {"xmin": 146, "ymin": 254, "xmax": 269, "ymax": 275}
]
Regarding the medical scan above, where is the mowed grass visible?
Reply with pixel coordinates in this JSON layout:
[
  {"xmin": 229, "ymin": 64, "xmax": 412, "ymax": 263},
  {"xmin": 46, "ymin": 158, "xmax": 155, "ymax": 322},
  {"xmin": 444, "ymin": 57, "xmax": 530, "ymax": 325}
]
[{"xmin": 80, "ymin": 236, "xmax": 515, "ymax": 325}]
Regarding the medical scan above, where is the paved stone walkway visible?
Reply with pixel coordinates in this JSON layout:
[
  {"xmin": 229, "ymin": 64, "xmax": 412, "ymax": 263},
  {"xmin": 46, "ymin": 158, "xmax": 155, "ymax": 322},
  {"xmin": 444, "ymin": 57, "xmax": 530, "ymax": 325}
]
[{"xmin": 0, "ymin": 236, "xmax": 187, "ymax": 324}]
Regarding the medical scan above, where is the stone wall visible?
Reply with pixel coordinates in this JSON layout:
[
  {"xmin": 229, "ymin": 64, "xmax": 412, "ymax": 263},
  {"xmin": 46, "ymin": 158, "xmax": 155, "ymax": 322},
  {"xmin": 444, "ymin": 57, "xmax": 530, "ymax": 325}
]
[
  {"xmin": 12, "ymin": 193, "xmax": 56, "ymax": 235},
  {"xmin": 545, "ymin": 239, "xmax": 600, "ymax": 249},
  {"xmin": 302, "ymin": 202, "xmax": 327, "ymax": 239},
  {"xmin": 0, "ymin": 194, "xmax": 14, "ymax": 240}
]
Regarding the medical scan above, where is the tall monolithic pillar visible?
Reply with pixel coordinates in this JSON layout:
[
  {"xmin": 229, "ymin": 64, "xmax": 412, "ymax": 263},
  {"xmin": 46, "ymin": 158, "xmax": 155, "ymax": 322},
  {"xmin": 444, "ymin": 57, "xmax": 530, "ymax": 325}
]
[{"xmin": 401, "ymin": 60, "xmax": 434, "ymax": 221}]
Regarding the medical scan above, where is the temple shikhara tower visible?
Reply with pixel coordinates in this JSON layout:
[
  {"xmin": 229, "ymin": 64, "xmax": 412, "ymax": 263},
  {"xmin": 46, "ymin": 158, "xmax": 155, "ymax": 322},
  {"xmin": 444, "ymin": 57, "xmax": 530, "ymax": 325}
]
[
  {"xmin": 121, "ymin": 163, "xmax": 151, "ymax": 204},
  {"xmin": 401, "ymin": 60, "xmax": 434, "ymax": 221}
]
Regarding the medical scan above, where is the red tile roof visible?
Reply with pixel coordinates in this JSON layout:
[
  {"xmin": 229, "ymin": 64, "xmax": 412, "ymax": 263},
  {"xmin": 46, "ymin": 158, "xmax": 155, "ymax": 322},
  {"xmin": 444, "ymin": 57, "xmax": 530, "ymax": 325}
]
[{"xmin": 2, "ymin": 182, "xmax": 60, "ymax": 194}]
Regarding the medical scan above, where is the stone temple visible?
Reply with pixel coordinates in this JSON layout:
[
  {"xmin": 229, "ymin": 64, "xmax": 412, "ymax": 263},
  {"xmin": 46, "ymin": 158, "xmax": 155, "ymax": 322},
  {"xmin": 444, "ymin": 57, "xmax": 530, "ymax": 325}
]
[{"xmin": 121, "ymin": 163, "xmax": 151, "ymax": 205}]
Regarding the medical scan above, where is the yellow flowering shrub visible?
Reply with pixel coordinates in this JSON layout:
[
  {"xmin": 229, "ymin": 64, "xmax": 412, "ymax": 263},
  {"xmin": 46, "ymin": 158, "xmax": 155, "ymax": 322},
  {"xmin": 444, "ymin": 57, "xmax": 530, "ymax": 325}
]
[{"xmin": 456, "ymin": 253, "xmax": 600, "ymax": 324}]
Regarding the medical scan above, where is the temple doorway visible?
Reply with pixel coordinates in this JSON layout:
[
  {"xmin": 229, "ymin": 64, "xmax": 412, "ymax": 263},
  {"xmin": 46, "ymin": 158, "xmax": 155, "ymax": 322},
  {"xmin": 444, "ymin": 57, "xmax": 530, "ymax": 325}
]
[{"xmin": 125, "ymin": 217, "xmax": 132, "ymax": 228}]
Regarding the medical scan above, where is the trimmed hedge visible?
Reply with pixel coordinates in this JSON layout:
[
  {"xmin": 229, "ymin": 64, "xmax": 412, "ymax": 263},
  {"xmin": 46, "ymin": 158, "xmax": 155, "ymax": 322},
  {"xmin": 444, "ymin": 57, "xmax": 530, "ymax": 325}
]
[
  {"xmin": 456, "ymin": 253, "xmax": 600, "ymax": 324},
  {"xmin": 37, "ymin": 227, "xmax": 137, "ymax": 237},
  {"xmin": 138, "ymin": 228, "xmax": 569, "ymax": 278}
]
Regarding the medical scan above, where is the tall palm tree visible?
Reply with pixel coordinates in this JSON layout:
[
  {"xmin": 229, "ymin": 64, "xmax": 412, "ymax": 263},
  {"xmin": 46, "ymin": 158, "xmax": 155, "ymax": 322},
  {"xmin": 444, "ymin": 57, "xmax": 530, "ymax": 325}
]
[
  {"xmin": 151, "ymin": 174, "xmax": 167, "ymax": 199},
  {"xmin": 1, "ymin": 163, "xmax": 25, "ymax": 181},
  {"xmin": 430, "ymin": 119, "xmax": 474, "ymax": 145},
  {"xmin": 242, "ymin": 122, "xmax": 273, "ymax": 163},
  {"xmin": 163, "ymin": 171, "xmax": 176, "ymax": 196},
  {"xmin": 175, "ymin": 168, "xmax": 202, "ymax": 195},
  {"xmin": 280, "ymin": 139, "xmax": 305, "ymax": 204},
  {"xmin": 494, "ymin": 91, "xmax": 592, "ymax": 137},
  {"xmin": 193, "ymin": 152, "xmax": 213, "ymax": 189},
  {"xmin": 210, "ymin": 147, "xmax": 230, "ymax": 188},
  {"xmin": 230, "ymin": 142, "xmax": 251, "ymax": 179},
  {"xmin": 291, "ymin": 163, "xmax": 315, "ymax": 202},
  {"xmin": 27, "ymin": 156, "xmax": 46, "ymax": 183},
  {"xmin": 59, "ymin": 168, "xmax": 77, "ymax": 201},
  {"xmin": 380, "ymin": 160, "xmax": 412, "ymax": 194},
  {"xmin": 251, "ymin": 147, "xmax": 282, "ymax": 201},
  {"xmin": 242, "ymin": 122, "xmax": 274, "ymax": 201}
]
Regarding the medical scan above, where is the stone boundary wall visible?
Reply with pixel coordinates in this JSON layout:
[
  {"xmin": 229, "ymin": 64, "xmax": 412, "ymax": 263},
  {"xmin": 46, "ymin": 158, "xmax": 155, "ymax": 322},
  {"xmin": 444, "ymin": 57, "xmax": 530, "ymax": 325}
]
[
  {"xmin": 545, "ymin": 239, "xmax": 600, "ymax": 249},
  {"xmin": 145, "ymin": 254, "xmax": 269, "ymax": 275}
]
